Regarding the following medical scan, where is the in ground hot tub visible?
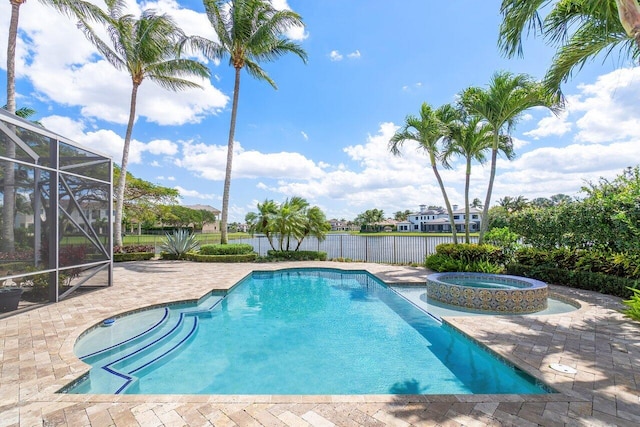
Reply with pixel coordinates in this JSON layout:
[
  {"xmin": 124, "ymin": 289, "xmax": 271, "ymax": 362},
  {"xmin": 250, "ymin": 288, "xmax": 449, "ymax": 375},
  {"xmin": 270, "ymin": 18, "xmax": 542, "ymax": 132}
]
[{"xmin": 426, "ymin": 272, "xmax": 548, "ymax": 314}]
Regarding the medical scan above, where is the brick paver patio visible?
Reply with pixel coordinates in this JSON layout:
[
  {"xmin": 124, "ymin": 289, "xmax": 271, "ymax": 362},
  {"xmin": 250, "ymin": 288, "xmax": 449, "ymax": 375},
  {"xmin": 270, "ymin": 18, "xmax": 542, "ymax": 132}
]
[{"xmin": 1, "ymin": 261, "xmax": 638, "ymax": 426}]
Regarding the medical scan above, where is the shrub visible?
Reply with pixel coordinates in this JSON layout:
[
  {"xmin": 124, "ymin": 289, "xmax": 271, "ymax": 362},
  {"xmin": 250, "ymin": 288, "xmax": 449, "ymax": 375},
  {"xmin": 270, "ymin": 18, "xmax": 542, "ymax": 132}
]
[
  {"xmin": 505, "ymin": 263, "xmax": 638, "ymax": 298},
  {"xmin": 266, "ymin": 250, "xmax": 327, "ymax": 261},
  {"xmin": 513, "ymin": 247, "xmax": 640, "ymax": 279},
  {"xmin": 622, "ymin": 287, "xmax": 640, "ymax": 321},
  {"xmin": 160, "ymin": 230, "xmax": 199, "ymax": 258},
  {"xmin": 425, "ymin": 253, "xmax": 465, "ymax": 272},
  {"xmin": 114, "ymin": 252, "xmax": 155, "ymax": 262},
  {"xmin": 514, "ymin": 247, "xmax": 551, "ymax": 266},
  {"xmin": 199, "ymin": 243, "xmax": 254, "ymax": 255},
  {"xmin": 483, "ymin": 227, "xmax": 521, "ymax": 259},
  {"xmin": 114, "ymin": 244, "xmax": 154, "ymax": 254},
  {"xmin": 185, "ymin": 253, "xmax": 257, "ymax": 263},
  {"xmin": 425, "ymin": 254, "xmax": 504, "ymax": 273},
  {"xmin": 434, "ymin": 243, "xmax": 506, "ymax": 265}
]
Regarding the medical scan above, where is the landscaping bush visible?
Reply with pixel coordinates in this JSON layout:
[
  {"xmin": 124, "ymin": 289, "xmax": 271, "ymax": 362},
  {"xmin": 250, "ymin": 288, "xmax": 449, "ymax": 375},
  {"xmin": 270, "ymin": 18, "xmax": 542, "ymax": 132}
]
[
  {"xmin": 622, "ymin": 288, "xmax": 640, "ymax": 321},
  {"xmin": 114, "ymin": 252, "xmax": 155, "ymax": 262},
  {"xmin": 434, "ymin": 243, "xmax": 506, "ymax": 265},
  {"xmin": 185, "ymin": 253, "xmax": 257, "ymax": 263},
  {"xmin": 424, "ymin": 244, "xmax": 506, "ymax": 273},
  {"xmin": 483, "ymin": 227, "xmax": 521, "ymax": 259},
  {"xmin": 160, "ymin": 230, "xmax": 199, "ymax": 258},
  {"xmin": 513, "ymin": 247, "xmax": 640, "ymax": 279},
  {"xmin": 505, "ymin": 263, "xmax": 638, "ymax": 298},
  {"xmin": 425, "ymin": 254, "xmax": 504, "ymax": 273},
  {"xmin": 199, "ymin": 243, "xmax": 254, "ymax": 255},
  {"xmin": 160, "ymin": 252, "xmax": 185, "ymax": 260},
  {"xmin": 114, "ymin": 244, "xmax": 155, "ymax": 254},
  {"xmin": 265, "ymin": 250, "xmax": 327, "ymax": 261}
]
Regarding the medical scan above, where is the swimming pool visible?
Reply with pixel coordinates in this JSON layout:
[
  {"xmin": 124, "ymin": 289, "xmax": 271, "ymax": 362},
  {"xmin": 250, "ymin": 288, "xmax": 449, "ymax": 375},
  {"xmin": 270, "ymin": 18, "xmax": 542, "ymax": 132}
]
[{"xmin": 66, "ymin": 268, "xmax": 550, "ymax": 395}]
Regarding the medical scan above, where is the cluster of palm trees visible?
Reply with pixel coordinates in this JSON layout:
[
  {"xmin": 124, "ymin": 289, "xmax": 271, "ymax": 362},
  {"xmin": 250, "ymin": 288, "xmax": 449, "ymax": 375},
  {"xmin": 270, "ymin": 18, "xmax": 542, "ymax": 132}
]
[
  {"xmin": 497, "ymin": 194, "xmax": 574, "ymax": 213},
  {"xmin": 4, "ymin": 0, "xmax": 306, "ymax": 249},
  {"xmin": 389, "ymin": 0, "xmax": 640, "ymax": 246},
  {"xmin": 244, "ymin": 197, "xmax": 330, "ymax": 252},
  {"xmin": 389, "ymin": 71, "xmax": 559, "ymax": 245}
]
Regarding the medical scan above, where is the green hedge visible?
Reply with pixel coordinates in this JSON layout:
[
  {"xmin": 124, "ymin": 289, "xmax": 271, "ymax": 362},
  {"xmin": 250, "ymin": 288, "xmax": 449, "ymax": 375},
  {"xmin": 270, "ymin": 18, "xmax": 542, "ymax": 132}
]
[
  {"xmin": 513, "ymin": 247, "xmax": 639, "ymax": 279},
  {"xmin": 199, "ymin": 243, "xmax": 254, "ymax": 255},
  {"xmin": 185, "ymin": 253, "xmax": 257, "ymax": 263},
  {"xmin": 265, "ymin": 250, "xmax": 327, "ymax": 261},
  {"xmin": 506, "ymin": 263, "xmax": 638, "ymax": 298},
  {"xmin": 424, "ymin": 243, "xmax": 505, "ymax": 273},
  {"xmin": 434, "ymin": 243, "xmax": 506, "ymax": 264},
  {"xmin": 113, "ymin": 252, "xmax": 155, "ymax": 262}
]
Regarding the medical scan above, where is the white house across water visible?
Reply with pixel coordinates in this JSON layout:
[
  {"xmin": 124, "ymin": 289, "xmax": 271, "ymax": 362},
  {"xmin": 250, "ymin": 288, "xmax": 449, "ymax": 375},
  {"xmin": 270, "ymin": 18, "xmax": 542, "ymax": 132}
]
[{"xmin": 396, "ymin": 204, "xmax": 482, "ymax": 233}]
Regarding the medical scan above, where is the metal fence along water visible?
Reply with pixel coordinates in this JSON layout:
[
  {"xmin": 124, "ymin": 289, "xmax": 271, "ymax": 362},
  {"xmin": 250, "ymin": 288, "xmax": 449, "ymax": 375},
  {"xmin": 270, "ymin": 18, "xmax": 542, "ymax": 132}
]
[{"xmin": 234, "ymin": 234, "xmax": 478, "ymax": 264}]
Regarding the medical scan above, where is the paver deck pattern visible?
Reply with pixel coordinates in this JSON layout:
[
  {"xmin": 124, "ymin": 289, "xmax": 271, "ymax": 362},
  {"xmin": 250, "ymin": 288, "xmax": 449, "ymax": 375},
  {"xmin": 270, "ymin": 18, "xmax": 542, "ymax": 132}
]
[{"xmin": 0, "ymin": 261, "xmax": 638, "ymax": 426}]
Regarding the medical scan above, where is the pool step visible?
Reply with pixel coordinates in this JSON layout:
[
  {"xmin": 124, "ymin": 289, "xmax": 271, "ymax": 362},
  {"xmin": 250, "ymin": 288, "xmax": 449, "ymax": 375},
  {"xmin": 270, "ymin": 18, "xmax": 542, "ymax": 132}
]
[
  {"xmin": 81, "ymin": 308, "xmax": 189, "ymax": 366},
  {"xmin": 106, "ymin": 314, "xmax": 199, "ymax": 393}
]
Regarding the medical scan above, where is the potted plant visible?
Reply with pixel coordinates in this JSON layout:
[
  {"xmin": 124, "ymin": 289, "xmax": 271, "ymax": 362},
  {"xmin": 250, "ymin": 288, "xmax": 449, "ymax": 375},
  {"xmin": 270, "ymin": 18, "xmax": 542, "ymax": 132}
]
[{"xmin": 1, "ymin": 277, "xmax": 24, "ymax": 312}]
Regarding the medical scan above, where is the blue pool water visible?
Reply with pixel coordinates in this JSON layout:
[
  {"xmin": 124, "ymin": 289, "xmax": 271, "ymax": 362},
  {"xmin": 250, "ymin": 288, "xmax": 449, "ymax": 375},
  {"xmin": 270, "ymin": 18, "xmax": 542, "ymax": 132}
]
[{"xmin": 67, "ymin": 269, "xmax": 550, "ymax": 395}]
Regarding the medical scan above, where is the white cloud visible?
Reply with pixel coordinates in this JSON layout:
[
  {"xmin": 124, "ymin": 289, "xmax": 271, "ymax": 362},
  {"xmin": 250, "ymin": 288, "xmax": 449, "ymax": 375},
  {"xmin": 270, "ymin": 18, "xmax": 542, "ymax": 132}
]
[
  {"xmin": 1, "ymin": 1, "xmax": 228, "ymax": 127},
  {"xmin": 40, "ymin": 115, "xmax": 181, "ymax": 165},
  {"xmin": 524, "ymin": 110, "xmax": 571, "ymax": 139},
  {"xmin": 329, "ymin": 50, "xmax": 343, "ymax": 62},
  {"xmin": 301, "ymin": 131, "xmax": 308, "ymax": 140},
  {"xmin": 329, "ymin": 49, "xmax": 361, "ymax": 62},
  {"xmin": 145, "ymin": 139, "xmax": 178, "ymax": 156},
  {"xmin": 176, "ymin": 140, "xmax": 326, "ymax": 181},
  {"xmin": 174, "ymin": 186, "xmax": 216, "ymax": 200},
  {"xmin": 570, "ymin": 67, "xmax": 640, "ymax": 143}
]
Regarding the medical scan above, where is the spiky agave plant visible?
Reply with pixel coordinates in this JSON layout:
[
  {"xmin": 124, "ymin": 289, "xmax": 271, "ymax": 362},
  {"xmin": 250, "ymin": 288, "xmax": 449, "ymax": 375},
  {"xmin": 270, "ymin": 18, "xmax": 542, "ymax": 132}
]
[{"xmin": 160, "ymin": 230, "xmax": 199, "ymax": 258}]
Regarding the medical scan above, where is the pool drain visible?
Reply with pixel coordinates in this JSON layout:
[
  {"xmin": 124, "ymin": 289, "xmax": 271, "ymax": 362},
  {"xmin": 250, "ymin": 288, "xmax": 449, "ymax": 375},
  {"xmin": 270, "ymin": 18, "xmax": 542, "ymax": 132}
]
[{"xmin": 549, "ymin": 363, "xmax": 577, "ymax": 374}]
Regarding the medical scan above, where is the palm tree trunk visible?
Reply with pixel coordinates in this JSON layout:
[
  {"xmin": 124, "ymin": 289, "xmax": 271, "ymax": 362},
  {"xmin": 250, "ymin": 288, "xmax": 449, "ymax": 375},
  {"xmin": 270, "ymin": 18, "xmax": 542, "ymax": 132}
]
[
  {"xmin": 616, "ymin": 0, "xmax": 640, "ymax": 49},
  {"xmin": 6, "ymin": 1, "xmax": 23, "ymax": 114},
  {"xmin": 464, "ymin": 158, "xmax": 471, "ymax": 244},
  {"xmin": 220, "ymin": 67, "xmax": 242, "ymax": 245},
  {"xmin": 479, "ymin": 135, "xmax": 500, "ymax": 244},
  {"xmin": 431, "ymin": 154, "xmax": 458, "ymax": 244},
  {"xmin": 114, "ymin": 82, "xmax": 140, "ymax": 247},
  {"xmin": 2, "ymin": 1, "xmax": 23, "ymax": 254}
]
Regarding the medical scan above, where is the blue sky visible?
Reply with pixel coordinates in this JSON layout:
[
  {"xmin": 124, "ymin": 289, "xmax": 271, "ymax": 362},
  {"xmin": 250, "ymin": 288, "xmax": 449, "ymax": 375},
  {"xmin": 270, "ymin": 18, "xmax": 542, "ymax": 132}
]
[{"xmin": 1, "ymin": 0, "xmax": 639, "ymax": 222}]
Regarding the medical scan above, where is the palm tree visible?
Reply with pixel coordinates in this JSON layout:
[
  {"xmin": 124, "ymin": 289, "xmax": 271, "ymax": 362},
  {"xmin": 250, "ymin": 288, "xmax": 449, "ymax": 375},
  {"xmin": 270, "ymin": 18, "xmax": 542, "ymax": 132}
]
[
  {"xmin": 74, "ymin": 0, "xmax": 210, "ymax": 246},
  {"xmin": 389, "ymin": 103, "xmax": 459, "ymax": 243},
  {"xmin": 185, "ymin": 0, "xmax": 307, "ymax": 244},
  {"xmin": 471, "ymin": 198, "xmax": 483, "ymax": 209},
  {"xmin": 246, "ymin": 197, "xmax": 328, "ymax": 251},
  {"xmin": 442, "ymin": 112, "xmax": 497, "ymax": 243},
  {"xmin": 499, "ymin": 0, "xmax": 640, "ymax": 95},
  {"xmin": 460, "ymin": 71, "xmax": 559, "ymax": 243},
  {"xmin": 294, "ymin": 205, "xmax": 331, "ymax": 251},
  {"xmin": 273, "ymin": 196, "xmax": 307, "ymax": 251}
]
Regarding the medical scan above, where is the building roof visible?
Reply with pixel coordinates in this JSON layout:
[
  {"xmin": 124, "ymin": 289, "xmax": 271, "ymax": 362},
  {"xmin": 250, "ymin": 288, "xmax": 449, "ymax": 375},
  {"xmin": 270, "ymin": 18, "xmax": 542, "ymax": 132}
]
[{"xmin": 184, "ymin": 204, "xmax": 221, "ymax": 214}]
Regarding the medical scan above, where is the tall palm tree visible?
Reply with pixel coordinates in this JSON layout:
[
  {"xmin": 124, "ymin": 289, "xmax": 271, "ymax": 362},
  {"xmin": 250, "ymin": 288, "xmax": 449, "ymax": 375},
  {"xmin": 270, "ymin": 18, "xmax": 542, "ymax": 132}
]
[
  {"xmin": 75, "ymin": 0, "xmax": 210, "ymax": 246},
  {"xmin": 185, "ymin": 0, "xmax": 307, "ymax": 244},
  {"xmin": 442, "ymin": 113, "xmax": 497, "ymax": 243},
  {"xmin": 460, "ymin": 71, "xmax": 559, "ymax": 243},
  {"xmin": 499, "ymin": 0, "xmax": 640, "ymax": 95},
  {"xmin": 389, "ymin": 103, "xmax": 460, "ymax": 243}
]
